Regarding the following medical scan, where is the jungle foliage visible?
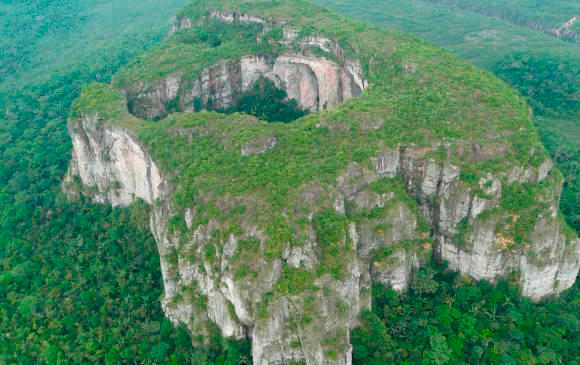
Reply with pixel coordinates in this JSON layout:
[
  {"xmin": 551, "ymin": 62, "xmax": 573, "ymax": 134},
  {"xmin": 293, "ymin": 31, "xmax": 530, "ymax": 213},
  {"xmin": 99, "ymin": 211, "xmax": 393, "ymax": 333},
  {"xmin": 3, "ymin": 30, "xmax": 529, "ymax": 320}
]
[
  {"xmin": 224, "ymin": 77, "xmax": 308, "ymax": 123},
  {"xmin": 352, "ymin": 264, "xmax": 580, "ymax": 365}
]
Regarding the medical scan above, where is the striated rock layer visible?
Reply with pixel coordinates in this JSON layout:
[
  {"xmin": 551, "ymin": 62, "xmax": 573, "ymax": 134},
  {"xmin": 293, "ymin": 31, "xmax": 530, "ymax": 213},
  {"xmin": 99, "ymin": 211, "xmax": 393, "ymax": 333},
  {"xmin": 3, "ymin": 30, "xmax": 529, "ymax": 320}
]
[{"xmin": 65, "ymin": 1, "xmax": 579, "ymax": 364}]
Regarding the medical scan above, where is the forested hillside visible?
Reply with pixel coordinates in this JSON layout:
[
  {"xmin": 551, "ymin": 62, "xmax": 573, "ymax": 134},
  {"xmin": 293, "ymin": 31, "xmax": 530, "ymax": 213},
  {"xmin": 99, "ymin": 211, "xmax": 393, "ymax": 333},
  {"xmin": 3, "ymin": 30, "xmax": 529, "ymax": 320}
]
[
  {"xmin": 0, "ymin": 0, "xmax": 186, "ymax": 87},
  {"xmin": 353, "ymin": 265, "xmax": 579, "ymax": 364},
  {"xmin": 423, "ymin": 0, "xmax": 580, "ymax": 42},
  {"xmin": 318, "ymin": 0, "xmax": 579, "ymax": 234}
]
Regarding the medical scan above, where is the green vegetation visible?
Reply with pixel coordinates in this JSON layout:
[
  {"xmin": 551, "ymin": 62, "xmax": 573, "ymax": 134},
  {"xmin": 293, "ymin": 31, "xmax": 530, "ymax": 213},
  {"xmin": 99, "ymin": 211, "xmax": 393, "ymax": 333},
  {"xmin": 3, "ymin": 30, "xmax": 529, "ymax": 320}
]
[
  {"xmin": 276, "ymin": 266, "xmax": 317, "ymax": 295},
  {"xmin": 494, "ymin": 52, "xmax": 579, "ymax": 114},
  {"xmin": 501, "ymin": 183, "xmax": 538, "ymax": 212},
  {"xmin": 317, "ymin": 0, "xmax": 579, "ymax": 233},
  {"xmin": 352, "ymin": 264, "xmax": 580, "ymax": 364},
  {"xmin": 314, "ymin": 209, "xmax": 350, "ymax": 279},
  {"xmin": 224, "ymin": 77, "xmax": 308, "ymax": 123},
  {"xmin": 0, "ymin": 197, "xmax": 250, "ymax": 364},
  {"xmin": 114, "ymin": 20, "xmax": 268, "ymax": 90},
  {"xmin": 0, "ymin": 0, "xmax": 187, "ymax": 89},
  {"xmin": 317, "ymin": 0, "xmax": 578, "ymax": 68},
  {"xmin": 369, "ymin": 177, "xmax": 432, "ymax": 234},
  {"xmin": 421, "ymin": 0, "xmax": 580, "ymax": 42},
  {"xmin": 494, "ymin": 52, "xmax": 579, "ymax": 232},
  {"xmin": 453, "ymin": 217, "xmax": 471, "ymax": 247}
]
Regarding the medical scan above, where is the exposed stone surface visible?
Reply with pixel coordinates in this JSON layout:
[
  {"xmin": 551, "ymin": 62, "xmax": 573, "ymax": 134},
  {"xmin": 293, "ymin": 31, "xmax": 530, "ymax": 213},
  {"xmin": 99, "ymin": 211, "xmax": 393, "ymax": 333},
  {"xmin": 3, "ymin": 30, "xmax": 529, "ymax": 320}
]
[
  {"xmin": 241, "ymin": 135, "xmax": 277, "ymax": 156},
  {"xmin": 125, "ymin": 74, "xmax": 181, "ymax": 120},
  {"xmin": 552, "ymin": 16, "xmax": 579, "ymax": 42},
  {"xmin": 170, "ymin": 15, "xmax": 193, "ymax": 34},
  {"xmin": 126, "ymin": 15, "xmax": 368, "ymax": 121},
  {"xmin": 66, "ymin": 114, "xmax": 426, "ymax": 364},
  {"xmin": 64, "ymin": 115, "xmax": 165, "ymax": 206}
]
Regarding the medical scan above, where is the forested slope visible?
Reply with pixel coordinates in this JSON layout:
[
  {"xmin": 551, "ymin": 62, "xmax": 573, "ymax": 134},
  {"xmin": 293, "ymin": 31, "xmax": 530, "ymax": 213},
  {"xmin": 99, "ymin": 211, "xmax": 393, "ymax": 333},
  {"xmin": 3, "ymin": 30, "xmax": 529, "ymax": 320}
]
[
  {"xmin": 423, "ymin": 0, "xmax": 580, "ymax": 42},
  {"xmin": 0, "ymin": 0, "xmax": 185, "ymax": 87}
]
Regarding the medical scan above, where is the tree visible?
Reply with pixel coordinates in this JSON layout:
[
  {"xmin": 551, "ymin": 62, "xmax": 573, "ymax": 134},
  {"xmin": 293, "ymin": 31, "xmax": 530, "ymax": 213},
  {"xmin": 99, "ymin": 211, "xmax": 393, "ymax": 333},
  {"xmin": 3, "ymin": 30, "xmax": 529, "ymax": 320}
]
[
  {"xmin": 411, "ymin": 266, "xmax": 439, "ymax": 296},
  {"xmin": 149, "ymin": 342, "xmax": 170, "ymax": 363},
  {"xmin": 227, "ymin": 77, "xmax": 308, "ymax": 123},
  {"xmin": 352, "ymin": 310, "xmax": 395, "ymax": 365},
  {"xmin": 424, "ymin": 333, "xmax": 451, "ymax": 365}
]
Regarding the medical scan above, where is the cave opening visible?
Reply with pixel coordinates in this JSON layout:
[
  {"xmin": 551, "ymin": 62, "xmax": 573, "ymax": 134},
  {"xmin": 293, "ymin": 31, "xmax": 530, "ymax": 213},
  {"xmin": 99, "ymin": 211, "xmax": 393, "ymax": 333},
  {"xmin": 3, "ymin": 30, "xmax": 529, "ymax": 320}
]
[{"xmin": 195, "ymin": 77, "xmax": 309, "ymax": 123}]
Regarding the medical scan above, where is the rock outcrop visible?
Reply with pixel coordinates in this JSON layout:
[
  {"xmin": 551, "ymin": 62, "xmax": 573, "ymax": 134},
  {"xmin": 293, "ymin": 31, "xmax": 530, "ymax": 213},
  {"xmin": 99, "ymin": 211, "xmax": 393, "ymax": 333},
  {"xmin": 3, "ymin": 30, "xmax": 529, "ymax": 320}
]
[
  {"xmin": 181, "ymin": 54, "xmax": 364, "ymax": 113},
  {"xmin": 64, "ymin": 114, "xmax": 166, "ymax": 206},
  {"xmin": 66, "ymin": 114, "xmax": 431, "ymax": 364},
  {"xmin": 65, "ymin": 1, "xmax": 579, "ymax": 364}
]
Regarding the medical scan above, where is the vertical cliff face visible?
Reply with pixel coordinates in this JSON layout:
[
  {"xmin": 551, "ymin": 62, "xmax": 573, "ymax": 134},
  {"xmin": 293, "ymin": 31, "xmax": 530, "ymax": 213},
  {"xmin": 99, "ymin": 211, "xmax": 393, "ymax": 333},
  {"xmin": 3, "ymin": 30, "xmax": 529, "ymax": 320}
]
[
  {"xmin": 122, "ymin": 8, "xmax": 368, "ymax": 121},
  {"xmin": 65, "ymin": 114, "xmax": 433, "ymax": 364},
  {"xmin": 393, "ymin": 148, "xmax": 577, "ymax": 301},
  {"xmin": 180, "ymin": 54, "xmax": 364, "ymax": 114},
  {"xmin": 64, "ymin": 114, "xmax": 166, "ymax": 206},
  {"xmin": 64, "ymin": 1, "xmax": 579, "ymax": 364}
]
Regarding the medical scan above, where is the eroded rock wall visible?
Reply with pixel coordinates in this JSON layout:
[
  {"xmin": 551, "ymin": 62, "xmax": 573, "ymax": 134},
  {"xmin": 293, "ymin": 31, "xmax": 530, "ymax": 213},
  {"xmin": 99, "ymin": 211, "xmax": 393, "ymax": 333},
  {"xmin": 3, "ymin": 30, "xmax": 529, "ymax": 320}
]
[
  {"xmin": 64, "ymin": 115, "xmax": 165, "ymax": 206},
  {"xmin": 65, "ymin": 115, "xmax": 427, "ymax": 364},
  {"xmin": 128, "ymin": 14, "xmax": 368, "ymax": 121},
  {"xmin": 394, "ymin": 146, "xmax": 578, "ymax": 300}
]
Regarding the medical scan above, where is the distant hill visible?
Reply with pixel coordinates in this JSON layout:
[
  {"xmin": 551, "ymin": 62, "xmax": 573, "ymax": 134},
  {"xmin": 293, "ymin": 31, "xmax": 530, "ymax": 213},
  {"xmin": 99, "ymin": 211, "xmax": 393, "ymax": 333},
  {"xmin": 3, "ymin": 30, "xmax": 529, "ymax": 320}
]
[{"xmin": 0, "ymin": 0, "xmax": 187, "ymax": 88}]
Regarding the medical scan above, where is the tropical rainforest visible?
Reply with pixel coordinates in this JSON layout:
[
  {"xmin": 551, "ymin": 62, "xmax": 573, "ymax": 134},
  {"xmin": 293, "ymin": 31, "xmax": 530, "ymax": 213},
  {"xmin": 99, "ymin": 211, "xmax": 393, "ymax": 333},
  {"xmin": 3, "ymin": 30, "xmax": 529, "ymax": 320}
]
[{"xmin": 0, "ymin": 0, "xmax": 578, "ymax": 364}]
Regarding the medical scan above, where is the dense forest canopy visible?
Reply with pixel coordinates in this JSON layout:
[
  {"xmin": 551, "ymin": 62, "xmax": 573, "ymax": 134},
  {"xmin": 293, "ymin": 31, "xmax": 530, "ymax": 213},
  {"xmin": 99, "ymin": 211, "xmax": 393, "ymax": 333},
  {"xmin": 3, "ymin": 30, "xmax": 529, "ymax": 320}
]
[
  {"xmin": 0, "ymin": 0, "xmax": 186, "ymax": 87},
  {"xmin": 223, "ymin": 77, "xmax": 309, "ymax": 123},
  {"xmin": 0, "ymin": 0, "xmax": 578, "ymax": 364},
  {"xmin": 353, "ymin": 265, "xmax": 579, "ymax": 365}
]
